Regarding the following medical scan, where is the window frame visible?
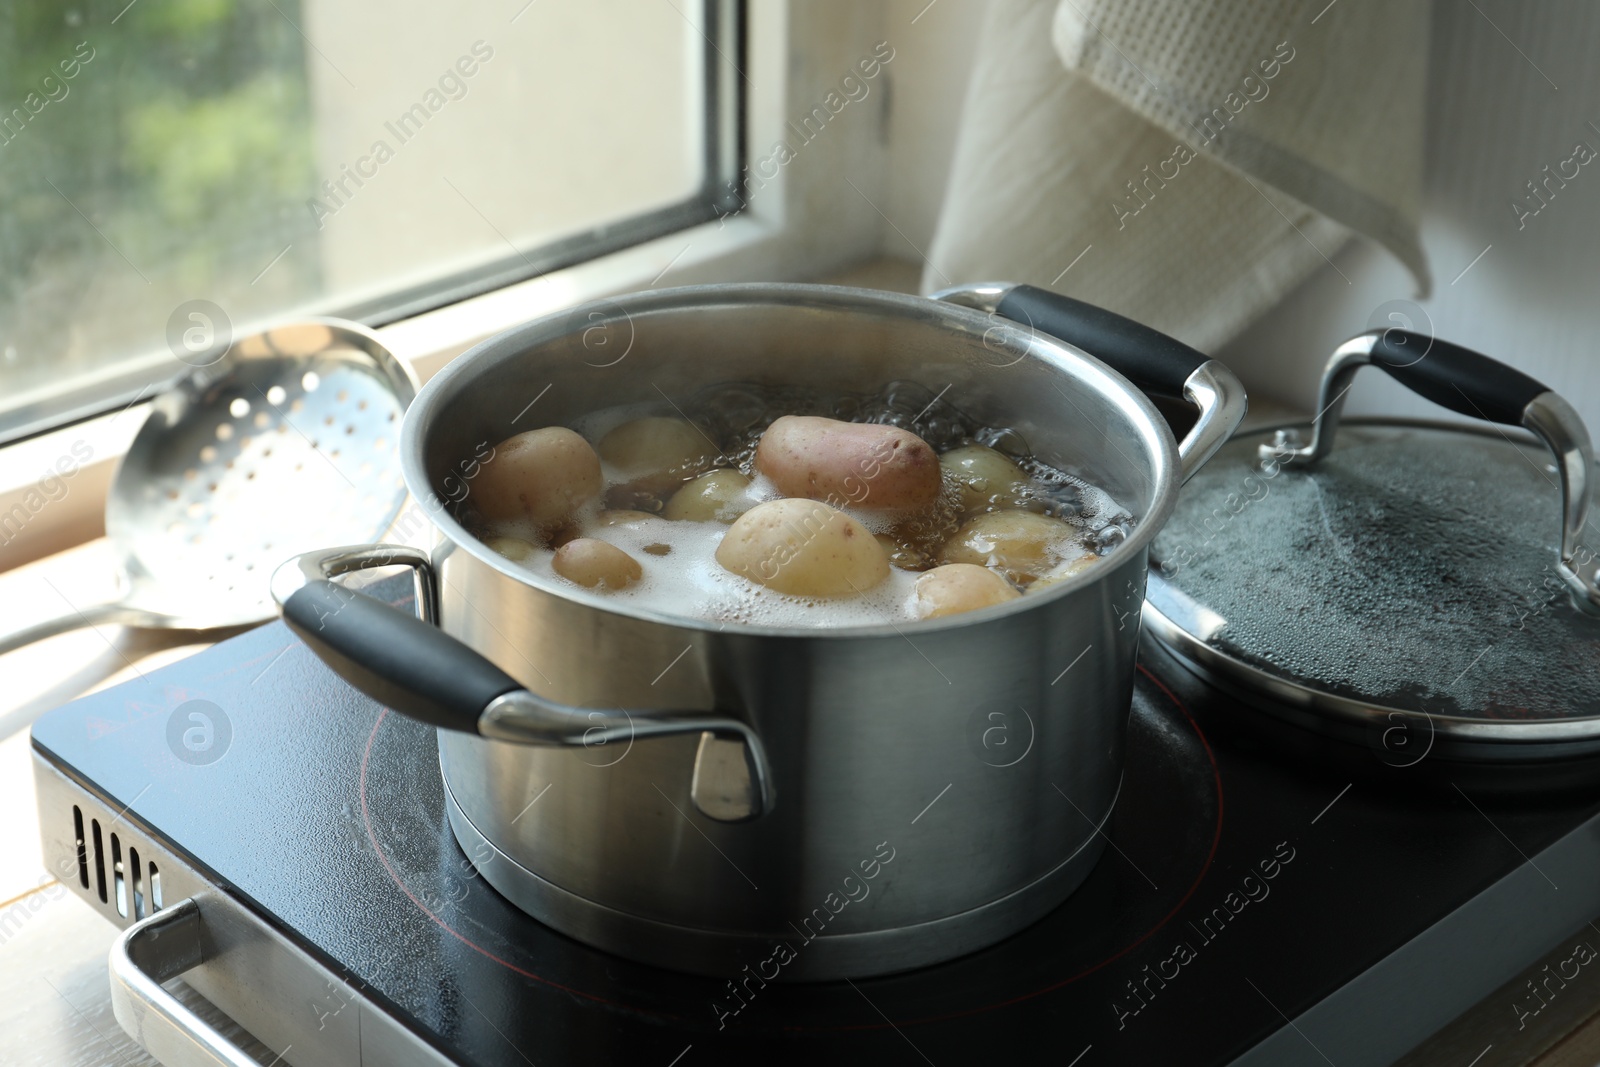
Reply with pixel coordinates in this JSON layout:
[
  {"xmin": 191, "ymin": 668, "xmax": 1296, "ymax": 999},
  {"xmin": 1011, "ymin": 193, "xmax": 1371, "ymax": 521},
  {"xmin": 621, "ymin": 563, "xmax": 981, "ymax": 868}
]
[{"xmin": 0, "ymin": 0, "xmax": 744, "ymax": 449}]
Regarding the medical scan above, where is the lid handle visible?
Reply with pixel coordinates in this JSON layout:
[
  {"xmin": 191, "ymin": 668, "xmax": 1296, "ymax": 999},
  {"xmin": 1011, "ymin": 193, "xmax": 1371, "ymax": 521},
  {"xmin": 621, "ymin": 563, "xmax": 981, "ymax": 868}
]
[{"xmin": 1265, "ymin": 330, "xmax": 1600, "ymax": 614}]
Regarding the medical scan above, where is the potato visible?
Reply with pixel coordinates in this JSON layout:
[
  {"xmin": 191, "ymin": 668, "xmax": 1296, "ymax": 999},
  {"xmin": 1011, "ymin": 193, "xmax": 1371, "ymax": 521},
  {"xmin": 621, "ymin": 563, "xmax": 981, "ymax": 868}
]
[
  {"xmin": 598, "ymin": 417, "xmax": 719, "ymax": 492},
  {"xmin": 715, "ymin": 498, "xmax": 889, "ymax": 597},
  {"xmin": 755, "ymin": 416, "xmax": 940, "ymax": 513},
  {"xmin": 939, "ymin": 510, "xmax": 1082, "ymax": 582},
  {"xmin": 941, "ymin": 445, "xmax": 1029, "ymax": 512},
  {"xmin": 914, "ymin": 563, "xmax": 1020, "ymax": 618},
  {"xmin": 663, "ymin": 469, "xmax": 752, "ymax": 523},
  {"xmin": 474, "ymin": 427, "xmax": 602, "ymax": 527},
  {"xmin": 552, "ymin": 538, "xmax": 643, "ymax": 590},
  {"xmin": 485, "ymin": 536, "xmax": 537, "ymax": 562},
  {"xmin": 1028, "ymin": 551, "xmax": 1100, "ymax": 591}
]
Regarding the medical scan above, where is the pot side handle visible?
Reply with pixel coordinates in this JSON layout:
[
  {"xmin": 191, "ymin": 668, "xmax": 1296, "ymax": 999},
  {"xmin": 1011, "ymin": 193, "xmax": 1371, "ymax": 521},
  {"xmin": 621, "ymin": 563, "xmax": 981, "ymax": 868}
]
[
  {"xmin": 932, "ymin": 282, "xmax": 1247, "ymax": 484},
  {"xmin": 282, "ymin": 577, "xmax": 523, "ymax": 732},
  {"xmin": 1265, "ymin": 329, "xmax": 1600, "ymax": 615},
  {"xmin": 270, "ymin": 545, "xmax": 773, "ymax": 820}
]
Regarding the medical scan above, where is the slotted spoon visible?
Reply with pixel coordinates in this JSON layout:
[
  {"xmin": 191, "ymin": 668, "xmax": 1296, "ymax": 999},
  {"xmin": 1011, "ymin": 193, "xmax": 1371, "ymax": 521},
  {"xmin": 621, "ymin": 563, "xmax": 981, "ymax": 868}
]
[{"xmin": 0, "ymin": 319, "xmax": 417, "ymax": 656}]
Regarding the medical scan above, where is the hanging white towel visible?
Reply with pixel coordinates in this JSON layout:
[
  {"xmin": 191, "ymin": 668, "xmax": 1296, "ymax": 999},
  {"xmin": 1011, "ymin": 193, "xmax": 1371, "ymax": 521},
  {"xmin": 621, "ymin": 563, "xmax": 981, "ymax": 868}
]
[{"xmin": 923, "ymin": 0, "xmax": 1430, "ymax": 351}]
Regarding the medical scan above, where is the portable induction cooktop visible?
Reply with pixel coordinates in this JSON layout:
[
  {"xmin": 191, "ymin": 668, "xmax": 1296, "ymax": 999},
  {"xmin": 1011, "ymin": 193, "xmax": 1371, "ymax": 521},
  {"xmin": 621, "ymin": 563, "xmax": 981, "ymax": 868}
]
[{"xmin": 29, "ymin": 597, "xmax": 1600, "ymax": 1066}]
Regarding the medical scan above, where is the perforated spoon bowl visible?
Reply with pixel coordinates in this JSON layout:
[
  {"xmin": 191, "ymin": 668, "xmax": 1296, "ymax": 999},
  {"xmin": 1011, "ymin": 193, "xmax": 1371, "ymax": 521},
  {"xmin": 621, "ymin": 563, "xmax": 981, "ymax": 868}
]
[{"xmin": 0, "ymin": 319, "xmax": 417, "ymax": 656}]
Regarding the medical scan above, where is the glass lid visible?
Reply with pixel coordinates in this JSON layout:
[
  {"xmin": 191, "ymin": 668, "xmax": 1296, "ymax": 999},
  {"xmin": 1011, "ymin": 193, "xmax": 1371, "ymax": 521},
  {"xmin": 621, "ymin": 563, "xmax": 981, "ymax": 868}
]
[{"xmin": 1144, "ymin": 328, "xmax": 1600, "ymax": 746}]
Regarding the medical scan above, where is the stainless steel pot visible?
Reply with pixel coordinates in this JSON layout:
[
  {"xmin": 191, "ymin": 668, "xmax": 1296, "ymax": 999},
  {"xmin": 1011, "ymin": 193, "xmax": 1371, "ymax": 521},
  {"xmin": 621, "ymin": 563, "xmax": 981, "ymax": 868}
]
[{"xmin": 270, "ymin": 282, "xmax": 1245, "ymax": 980}]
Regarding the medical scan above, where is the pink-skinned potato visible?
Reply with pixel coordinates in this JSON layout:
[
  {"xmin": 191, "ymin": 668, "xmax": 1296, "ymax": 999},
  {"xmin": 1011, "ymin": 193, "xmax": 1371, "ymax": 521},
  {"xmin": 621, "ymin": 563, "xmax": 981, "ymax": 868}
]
[{"xmin": 754, "ymin": 416, "xmax": 940, "ymax": 513}]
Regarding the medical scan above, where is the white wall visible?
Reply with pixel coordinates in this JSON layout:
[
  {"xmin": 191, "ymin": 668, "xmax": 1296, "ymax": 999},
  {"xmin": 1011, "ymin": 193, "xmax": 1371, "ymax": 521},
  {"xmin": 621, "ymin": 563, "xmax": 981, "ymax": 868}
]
[
  {"xmin": 878, "ymin": 0, "xmax": 989, "ymax": 265},
  {"xmin": 1218, "ymin": 0, "xmax": 1600, "ymax": 431},
  {"xmin": 875, "ymin": 0, "xmax": 1600, "ymax": 432}
]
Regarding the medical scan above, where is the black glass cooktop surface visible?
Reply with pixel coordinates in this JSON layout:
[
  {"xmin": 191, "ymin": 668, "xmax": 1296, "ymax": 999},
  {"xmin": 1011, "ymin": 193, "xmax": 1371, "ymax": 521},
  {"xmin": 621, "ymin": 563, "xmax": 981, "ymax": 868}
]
[{"xmin": 31, "ymin": 616, "xmax": 1600, "ymax": 1066}]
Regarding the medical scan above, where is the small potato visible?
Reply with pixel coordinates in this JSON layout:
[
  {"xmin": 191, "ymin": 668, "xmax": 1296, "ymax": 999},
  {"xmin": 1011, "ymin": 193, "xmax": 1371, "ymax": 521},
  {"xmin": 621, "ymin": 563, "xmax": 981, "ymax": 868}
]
[
  {"xmin": 941, "ymin": 445, "xmax": 1029, "ymax": 512},
  {"xmin": 755, "ymin": 416, "xmax": 940, "ymax": 513},
  {"xmin": 598, "ymin": 417, "xmax": 719, "ymax": 492},
  {"xmin": 474, "ymin": 427, "xmax": 602, "ymax": 527},
  {"xmin": 552, "ymin": 538, "xmax": 643, "ymax": 590},
  {"xmin": 939, "ymin": 510, "xmax": 1082, "ymax": 582},
  {"xmin": 914, "ymin": 563, "xmax": 1020, "ymax": 619},
  {"xmin": 1028, "ymin": 552, "xmax": 1100, "ymax": 592},
  {"xmin": 663, "ymin": 469, "xmax": 752, "ymax": 523},
  {"xmin": 715, "ymin": 498, "xmax": 889, "ymax": 597},
  {"xmin": 485, "ymin": 536, "xmax": 537, "ymax": 562}
]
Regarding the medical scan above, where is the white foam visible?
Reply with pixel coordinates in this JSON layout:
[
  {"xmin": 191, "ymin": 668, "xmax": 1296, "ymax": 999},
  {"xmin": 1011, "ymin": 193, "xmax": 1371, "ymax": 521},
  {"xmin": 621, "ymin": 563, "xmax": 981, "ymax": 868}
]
[{"xmin": 488, "ymin": 504, "xmax": 923, "ymax": 628}]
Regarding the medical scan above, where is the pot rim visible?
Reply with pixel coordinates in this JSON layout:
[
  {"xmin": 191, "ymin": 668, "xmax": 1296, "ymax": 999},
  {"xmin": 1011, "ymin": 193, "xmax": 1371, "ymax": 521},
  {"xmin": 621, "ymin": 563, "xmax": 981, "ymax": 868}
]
[{"xmin": 401, "ymin": 282, "xmax": 1182, "ymax": 638}]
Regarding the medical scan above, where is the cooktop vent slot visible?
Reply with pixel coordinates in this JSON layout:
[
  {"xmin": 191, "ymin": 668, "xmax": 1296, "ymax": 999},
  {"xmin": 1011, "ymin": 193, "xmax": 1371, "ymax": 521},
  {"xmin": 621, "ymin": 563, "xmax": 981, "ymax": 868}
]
[
  {"xmin": 89, "ymin": 818, "xmax": 107, "ymax": 904},
  {"xmin": 111, "ymin": 832, "xmax": 126, "ymax": 918},
  {"xmin": 129, "ymin": 845, "xmax": 144, "ymax": 919},
  {"xmin": 71, "ymin": 805, "xmax": 88, "ymax": 889}
]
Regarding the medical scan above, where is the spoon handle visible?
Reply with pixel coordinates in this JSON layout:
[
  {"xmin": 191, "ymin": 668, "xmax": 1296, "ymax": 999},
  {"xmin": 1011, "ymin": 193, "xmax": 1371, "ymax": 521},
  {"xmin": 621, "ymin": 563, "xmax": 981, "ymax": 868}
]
[{"xmin": 0, "ymin": 597, "xmax": 160, "ymax": 659}]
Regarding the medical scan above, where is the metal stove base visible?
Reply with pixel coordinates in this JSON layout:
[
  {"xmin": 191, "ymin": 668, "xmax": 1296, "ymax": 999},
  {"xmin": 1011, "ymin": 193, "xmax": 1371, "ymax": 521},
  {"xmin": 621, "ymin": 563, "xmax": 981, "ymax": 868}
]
[{"xmin": 33, "ymin": 758, "xmax": 452, "ymax": 1067}]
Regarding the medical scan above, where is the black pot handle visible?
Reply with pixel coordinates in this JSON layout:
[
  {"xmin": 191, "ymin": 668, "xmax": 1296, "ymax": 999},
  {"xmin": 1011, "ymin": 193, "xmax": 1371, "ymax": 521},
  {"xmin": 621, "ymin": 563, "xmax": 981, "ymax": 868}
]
[
  {"xmin": 1265, "ymin": 330, "xmax": 1600, "ymax": 615},
  {"xmin": 270, "ymin": 545, "xmax": 773, "ymax": 819},
  {"xmin": 281, "ymin": 576, "xmax": 521, "ymax": 733},
  {"xmin": 995, "ymin": 285, "xmax": 1208, "ymax": 398},
  {"xmin": 931, "ymin": 282, "xmax": 1247, "ymax": 483}
]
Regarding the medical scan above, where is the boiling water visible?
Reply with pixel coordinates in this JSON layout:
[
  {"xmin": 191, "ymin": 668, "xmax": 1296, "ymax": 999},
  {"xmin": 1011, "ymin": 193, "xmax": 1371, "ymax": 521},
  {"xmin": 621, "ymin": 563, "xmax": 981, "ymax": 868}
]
[{"xmin": 465, "ymin": 380, "xmax": 1134, "ymax": 628}]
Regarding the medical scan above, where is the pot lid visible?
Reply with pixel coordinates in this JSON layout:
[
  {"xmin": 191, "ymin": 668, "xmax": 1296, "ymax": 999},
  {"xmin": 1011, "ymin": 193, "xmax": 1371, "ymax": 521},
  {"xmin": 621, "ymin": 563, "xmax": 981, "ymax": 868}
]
[{"xmin": 1144, "ymin": 328, "xmax": 1600, "ymax": 754}]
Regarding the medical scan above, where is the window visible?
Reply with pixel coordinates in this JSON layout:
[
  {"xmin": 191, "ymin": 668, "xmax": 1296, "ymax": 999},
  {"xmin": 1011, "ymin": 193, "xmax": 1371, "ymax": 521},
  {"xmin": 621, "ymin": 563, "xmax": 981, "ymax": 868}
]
[{"xmin": 0, "ymin": 0, "xmax": 739, "ymax": 444}]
